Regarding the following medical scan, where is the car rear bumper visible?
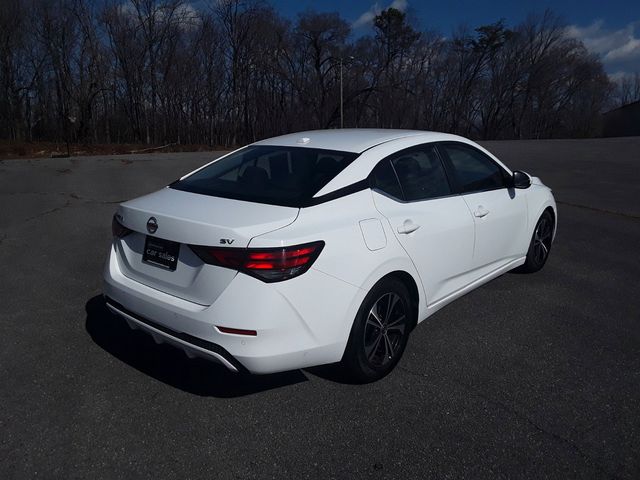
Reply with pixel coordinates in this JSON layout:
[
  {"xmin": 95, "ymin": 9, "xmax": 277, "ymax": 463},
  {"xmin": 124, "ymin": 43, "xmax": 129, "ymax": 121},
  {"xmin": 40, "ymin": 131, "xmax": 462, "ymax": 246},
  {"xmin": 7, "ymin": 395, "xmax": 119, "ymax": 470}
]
[
  {"xmin": 104, "ymin": 296, "xmax": 248, "ymax": 372},
  {"xmin": 103, "ymin": 243, "xmax": 364, "ymax": 374}
]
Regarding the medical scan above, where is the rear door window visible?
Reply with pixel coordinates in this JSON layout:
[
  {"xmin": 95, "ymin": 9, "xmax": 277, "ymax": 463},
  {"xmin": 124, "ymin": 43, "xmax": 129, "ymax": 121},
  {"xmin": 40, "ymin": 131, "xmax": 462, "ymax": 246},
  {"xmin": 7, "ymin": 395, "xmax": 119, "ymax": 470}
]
[
  {"xmin": 371, "ymin": 160, "xmax": 404, "ymax": 199},
  {"xmin": 389, "ymin": 145, "xmax": 452, "ymax": 201}
]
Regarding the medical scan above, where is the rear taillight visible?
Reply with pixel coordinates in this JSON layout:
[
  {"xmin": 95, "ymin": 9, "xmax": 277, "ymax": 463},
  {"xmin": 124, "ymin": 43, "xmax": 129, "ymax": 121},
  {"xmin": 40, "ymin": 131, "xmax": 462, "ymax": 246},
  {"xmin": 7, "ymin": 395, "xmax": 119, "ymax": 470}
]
[
  {"xmin": 190, "ymin": 241, "xmax": 324, "ymax": 282},
  {"xmin": 112, "ymin": 215, "xmax": 132, "ymax": 238}
]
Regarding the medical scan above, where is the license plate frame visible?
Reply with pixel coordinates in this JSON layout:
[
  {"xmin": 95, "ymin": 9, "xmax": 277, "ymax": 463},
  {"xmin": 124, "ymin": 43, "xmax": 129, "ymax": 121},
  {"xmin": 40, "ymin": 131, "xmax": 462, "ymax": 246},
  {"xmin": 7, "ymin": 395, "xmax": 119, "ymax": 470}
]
[{"xmin": 142, "ymin": 236, "xmax": 180, "ymax": 271}]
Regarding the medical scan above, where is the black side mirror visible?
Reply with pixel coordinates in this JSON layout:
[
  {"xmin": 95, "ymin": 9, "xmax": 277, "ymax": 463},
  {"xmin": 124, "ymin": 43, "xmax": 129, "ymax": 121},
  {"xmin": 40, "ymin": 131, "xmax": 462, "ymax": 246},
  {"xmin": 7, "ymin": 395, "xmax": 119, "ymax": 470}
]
[{"xmin": 511, "ymin": 170, "xmax": 531, "ymax": 189}]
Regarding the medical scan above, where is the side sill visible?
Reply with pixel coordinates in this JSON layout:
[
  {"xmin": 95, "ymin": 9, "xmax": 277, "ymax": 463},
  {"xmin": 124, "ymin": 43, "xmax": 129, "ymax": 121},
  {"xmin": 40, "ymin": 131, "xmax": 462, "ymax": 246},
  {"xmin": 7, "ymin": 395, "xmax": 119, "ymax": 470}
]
[{"xmin": 421, "ymin": 256, "xmax": 527, "ymax": 319}]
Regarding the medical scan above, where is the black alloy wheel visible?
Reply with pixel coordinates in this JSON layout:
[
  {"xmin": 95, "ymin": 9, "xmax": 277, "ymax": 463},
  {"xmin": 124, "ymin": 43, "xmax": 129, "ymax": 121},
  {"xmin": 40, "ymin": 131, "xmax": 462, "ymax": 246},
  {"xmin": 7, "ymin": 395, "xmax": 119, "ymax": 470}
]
[
  {"xmin": 517, "ymin": 210, "xmax": 554, "ymax": 273},
  {"xmin": 342, "ymin": 277, "xmax": 413, "ymax": 383}
]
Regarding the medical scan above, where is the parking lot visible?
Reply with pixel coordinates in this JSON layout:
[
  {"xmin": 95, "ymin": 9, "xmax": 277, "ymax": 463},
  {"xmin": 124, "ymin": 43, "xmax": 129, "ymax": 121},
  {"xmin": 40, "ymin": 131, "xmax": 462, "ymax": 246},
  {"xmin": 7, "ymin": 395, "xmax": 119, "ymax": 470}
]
[{"xmin": 1, "ymin": 137, "xmax": 639, "ymax": 479}]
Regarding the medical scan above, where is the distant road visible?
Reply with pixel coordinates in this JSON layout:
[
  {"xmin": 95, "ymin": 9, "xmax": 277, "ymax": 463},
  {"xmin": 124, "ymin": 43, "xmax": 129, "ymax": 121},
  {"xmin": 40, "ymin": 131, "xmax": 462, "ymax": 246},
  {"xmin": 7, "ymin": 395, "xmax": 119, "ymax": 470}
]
[
  {"xmin": 481, "ymin": 137, "xmax": 640, "ymax": 218},
  {"xmin": 3, "ymin": 136, "xmax": 637, "ymax": 219}
]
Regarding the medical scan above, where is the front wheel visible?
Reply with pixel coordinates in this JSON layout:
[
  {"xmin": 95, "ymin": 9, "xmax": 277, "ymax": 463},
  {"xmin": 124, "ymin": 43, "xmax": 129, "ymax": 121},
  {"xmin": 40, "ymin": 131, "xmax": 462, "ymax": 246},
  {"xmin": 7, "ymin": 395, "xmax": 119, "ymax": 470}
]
[
  {"xmin": 517, "ymin": 210, "xmax": 554, "ymax": 273},
  {"xmin": 342, "ymin": 278, "xmax": 413, "ymax": 383}
]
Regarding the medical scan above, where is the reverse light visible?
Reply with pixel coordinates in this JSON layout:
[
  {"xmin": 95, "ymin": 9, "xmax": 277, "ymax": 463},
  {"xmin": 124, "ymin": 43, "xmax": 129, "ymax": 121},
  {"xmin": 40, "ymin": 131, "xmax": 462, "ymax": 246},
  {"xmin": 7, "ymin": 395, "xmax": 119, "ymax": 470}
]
[
  {"xmin": 112, "ymin": 215, "xmax": 133, "ymax": 238},
  {"xmin": 190, "ymin": 241, "xmax": 325, "ymax": 282}
]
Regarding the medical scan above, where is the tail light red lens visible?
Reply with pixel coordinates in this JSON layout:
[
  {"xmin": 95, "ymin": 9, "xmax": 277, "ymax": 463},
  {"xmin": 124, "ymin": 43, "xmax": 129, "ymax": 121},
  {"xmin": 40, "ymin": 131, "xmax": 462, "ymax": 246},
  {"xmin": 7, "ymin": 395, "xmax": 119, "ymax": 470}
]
[
  {"xmin": 112, "ymin": 215, "xmax": 133, "ymax": 238},
  {"xmin": 190, "ymin": 241, "xmax": 324, "ymax": 282}
]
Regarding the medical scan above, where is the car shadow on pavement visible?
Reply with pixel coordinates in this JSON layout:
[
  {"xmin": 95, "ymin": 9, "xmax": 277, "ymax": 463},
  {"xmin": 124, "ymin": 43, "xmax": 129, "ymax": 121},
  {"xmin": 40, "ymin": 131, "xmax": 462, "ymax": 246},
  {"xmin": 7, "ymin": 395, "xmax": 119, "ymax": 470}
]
[{"xmin": 84, "ymin": 295, "xmax": 308, "ymax": 398}]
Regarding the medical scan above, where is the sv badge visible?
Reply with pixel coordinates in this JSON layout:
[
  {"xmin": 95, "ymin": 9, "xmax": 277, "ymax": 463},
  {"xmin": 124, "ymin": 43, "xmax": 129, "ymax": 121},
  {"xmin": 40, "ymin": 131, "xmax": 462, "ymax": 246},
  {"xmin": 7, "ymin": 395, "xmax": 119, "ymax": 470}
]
[{"xmin": 219, "ymin": 238, "xmax": 235, "ymax": 245}]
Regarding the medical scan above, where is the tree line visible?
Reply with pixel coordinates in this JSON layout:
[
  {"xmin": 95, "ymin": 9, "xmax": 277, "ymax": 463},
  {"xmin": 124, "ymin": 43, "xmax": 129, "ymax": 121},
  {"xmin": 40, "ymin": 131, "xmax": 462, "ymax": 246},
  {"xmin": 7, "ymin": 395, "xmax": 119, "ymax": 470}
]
[{"xmin": 0, "ymin": 0, "xmax": 635, "ymax": 147}]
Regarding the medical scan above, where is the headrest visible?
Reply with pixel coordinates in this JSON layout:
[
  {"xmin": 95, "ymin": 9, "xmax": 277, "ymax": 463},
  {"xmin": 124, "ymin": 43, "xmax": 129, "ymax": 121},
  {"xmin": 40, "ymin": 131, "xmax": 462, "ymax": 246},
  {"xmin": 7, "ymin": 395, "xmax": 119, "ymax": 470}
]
[
  {"xmin": 315, "ymin": 157, "xmax": 340, "ymax": 175},
  {"xmin": 394, "ymin": 156, "xmax": 421, "ymax": 176},
  {"xmin": 241, "ymin": 165, "xmax": 269, "ymax": 184}
]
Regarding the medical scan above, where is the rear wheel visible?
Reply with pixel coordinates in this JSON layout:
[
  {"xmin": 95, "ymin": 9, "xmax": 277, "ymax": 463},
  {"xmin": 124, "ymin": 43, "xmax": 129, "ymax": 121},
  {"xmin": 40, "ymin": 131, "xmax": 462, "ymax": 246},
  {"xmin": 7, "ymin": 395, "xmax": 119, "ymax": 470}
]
[
  {"xmin": 517, "ymin": 210, "xmax": 554, "ymax": 273},
  {"xmin": 342, "ymin": 278, "xmax": 413, "ymax": 383}
]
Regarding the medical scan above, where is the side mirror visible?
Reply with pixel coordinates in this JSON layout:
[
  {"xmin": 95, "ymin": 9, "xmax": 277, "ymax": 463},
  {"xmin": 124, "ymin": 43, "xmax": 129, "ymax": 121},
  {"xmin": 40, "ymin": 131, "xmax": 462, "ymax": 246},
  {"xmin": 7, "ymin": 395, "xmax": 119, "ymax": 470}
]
[{"xmin": 511, "ymin": 170, "xmax": 531, "ymax": 189}]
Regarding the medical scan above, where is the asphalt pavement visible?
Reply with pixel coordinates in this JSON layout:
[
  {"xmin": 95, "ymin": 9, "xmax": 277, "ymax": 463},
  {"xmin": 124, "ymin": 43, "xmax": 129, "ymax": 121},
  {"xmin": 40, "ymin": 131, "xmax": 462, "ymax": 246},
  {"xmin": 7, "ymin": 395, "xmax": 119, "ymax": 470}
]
[{"xmin": 1, "ymin": 137, "xmax": 639, "ymax": 479}]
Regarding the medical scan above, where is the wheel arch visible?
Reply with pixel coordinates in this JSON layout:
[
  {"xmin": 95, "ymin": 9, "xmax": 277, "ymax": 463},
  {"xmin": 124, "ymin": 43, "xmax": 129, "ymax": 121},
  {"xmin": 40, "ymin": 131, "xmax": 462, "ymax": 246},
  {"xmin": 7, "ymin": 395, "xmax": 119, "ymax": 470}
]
[
  {"xmin": 543, "ymin": 205, "xmax": 557, "ymax": 241},
  {"xmin": 527, "ymin": 187, "xmax": 557, "ymax": 242},
  {"xmin": 339, "ymin": 268, "xmax": 422, "ymax": 379},
  {"xmin": 378, "ymin": 270, "xmax": 421, "ymax": 330},
  {"xmin": 357, "ymin": 255, "xmax": 428, "ymax": 321},
  {"xmin": 533, "ymin": 203, "xmax": 557, "ymax": 242}
]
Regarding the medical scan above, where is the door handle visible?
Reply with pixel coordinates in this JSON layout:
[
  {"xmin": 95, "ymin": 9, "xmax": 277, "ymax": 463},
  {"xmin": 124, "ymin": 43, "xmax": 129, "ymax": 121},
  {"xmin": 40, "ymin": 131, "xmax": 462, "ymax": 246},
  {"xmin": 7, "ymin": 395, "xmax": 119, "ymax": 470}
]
[
  {"xmin": 397, "ymin": 220, "xmax": 420, "ymax": 234},
  {"xmin": 474, "ymin": 206, "xmax": 490, "ymax": 218}
]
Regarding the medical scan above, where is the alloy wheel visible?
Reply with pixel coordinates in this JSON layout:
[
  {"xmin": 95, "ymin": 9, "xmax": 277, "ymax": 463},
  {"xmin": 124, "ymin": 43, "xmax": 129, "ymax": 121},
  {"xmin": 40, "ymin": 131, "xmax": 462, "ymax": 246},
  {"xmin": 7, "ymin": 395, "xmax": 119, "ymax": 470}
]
[
  {"xmin": 363, "ymin": 292, "xmax": 407, "ymax": 367},
  {"xmin": 533, "ymin": 215, "xmax": 553, "ymax": 265}
]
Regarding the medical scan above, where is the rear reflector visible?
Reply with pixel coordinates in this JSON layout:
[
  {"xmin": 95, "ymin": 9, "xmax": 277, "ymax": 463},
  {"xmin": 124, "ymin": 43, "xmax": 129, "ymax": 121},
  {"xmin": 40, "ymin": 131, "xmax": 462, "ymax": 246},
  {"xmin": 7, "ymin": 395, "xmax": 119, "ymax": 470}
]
[
  {"xmin": 216, "ymin": 326, "xmax": 257, "ymax": 336},
  {"xmin": 112, "ymin": 215, "xmax": 133, "ymax": 238},
  {"xmin": 190, "ymin": 241, "xmax": 324, "ymax": 282}
]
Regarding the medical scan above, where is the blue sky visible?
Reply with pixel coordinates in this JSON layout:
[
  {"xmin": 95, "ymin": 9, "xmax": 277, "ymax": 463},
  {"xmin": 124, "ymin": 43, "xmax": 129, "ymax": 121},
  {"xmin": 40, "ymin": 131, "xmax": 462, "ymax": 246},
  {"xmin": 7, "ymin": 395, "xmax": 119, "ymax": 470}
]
[{"xmin": 269, "ymin": 0, "xmax": 640, "ymax": 76}]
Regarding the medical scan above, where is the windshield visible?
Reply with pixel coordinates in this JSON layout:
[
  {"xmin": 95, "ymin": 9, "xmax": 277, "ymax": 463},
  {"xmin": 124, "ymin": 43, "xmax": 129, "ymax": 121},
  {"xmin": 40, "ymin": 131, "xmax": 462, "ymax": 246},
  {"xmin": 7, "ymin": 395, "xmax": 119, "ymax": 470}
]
[{"xmin": 170, "ymin": 145, "xmax": 358, "ymax": 207}]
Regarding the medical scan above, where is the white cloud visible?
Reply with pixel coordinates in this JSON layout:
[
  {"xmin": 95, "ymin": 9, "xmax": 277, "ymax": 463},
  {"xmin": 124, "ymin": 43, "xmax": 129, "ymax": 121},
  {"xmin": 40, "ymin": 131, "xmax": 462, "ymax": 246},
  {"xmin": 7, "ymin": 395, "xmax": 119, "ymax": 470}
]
[
  {"xmin": 566, "ymin": 20, "xmax": 640, "ymax": 75},
  {"xmin": 390, "ymin": 0, "xmax": 408, "ymax": 11},
  {"xmin": 352, "ymin": 0, "xmax": 409, "ymax": 29},
  {"xmin": 605, "ymin": 37, "xmax": 640, "ymax": 62},
  {"xmin": 608, "ymin": 71, "xmax": 629, "ymax": 82},
  {"xmin": 117, "ymin": 1, "xmax": 201, "ymax": 30},
  {"xmin": 174, "ymin": 3, "xmax": 202, "ymax": 30}
]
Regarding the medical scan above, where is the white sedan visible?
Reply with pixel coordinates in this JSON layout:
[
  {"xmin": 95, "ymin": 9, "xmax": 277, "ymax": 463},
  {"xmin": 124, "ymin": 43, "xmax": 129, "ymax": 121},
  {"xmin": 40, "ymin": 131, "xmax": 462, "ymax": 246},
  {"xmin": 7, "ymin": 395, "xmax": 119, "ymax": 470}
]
[{"xmin": 104, "ymin": 129, "xmax": 556, "ymax": 382}]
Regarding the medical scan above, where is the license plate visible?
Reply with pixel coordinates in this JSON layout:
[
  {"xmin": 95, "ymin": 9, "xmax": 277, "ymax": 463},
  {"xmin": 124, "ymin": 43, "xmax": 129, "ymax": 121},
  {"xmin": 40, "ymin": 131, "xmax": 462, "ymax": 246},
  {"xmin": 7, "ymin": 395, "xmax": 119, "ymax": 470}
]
[{"xmin": 142, "ymin": 236, "xmax": 180, "ymax": 271}]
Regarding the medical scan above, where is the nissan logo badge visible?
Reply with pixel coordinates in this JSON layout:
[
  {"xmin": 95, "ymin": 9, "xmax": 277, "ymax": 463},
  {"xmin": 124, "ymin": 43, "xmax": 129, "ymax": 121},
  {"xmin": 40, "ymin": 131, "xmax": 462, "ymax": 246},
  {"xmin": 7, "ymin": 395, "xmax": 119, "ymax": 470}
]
[{"xmin": 146, "ymin": 217, "xmax": 158, "ymax": 234}]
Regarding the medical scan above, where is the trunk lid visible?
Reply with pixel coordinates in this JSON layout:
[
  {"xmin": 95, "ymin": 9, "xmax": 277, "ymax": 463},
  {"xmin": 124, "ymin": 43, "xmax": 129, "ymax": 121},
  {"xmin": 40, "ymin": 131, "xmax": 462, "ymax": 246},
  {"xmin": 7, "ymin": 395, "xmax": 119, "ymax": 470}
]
[{"xmin": 114, "ymin": 187, "xmax": 299, "ymax": 305}]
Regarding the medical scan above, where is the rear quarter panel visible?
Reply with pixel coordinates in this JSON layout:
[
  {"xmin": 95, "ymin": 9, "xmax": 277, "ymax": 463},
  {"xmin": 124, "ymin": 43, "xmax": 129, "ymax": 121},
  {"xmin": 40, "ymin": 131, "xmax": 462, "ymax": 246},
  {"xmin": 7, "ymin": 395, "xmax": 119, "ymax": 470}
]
[{"xmin": 249, "ymin": 189, "xmax": 429, "ymax": 329}]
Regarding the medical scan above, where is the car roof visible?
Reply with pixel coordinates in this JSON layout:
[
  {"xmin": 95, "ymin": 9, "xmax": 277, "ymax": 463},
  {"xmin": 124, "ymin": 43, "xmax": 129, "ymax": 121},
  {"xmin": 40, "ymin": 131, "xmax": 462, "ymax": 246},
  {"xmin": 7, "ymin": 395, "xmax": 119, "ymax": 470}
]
[{"xmin": 251, "ymin": 129, "xmax": 456, "ymax": 154}]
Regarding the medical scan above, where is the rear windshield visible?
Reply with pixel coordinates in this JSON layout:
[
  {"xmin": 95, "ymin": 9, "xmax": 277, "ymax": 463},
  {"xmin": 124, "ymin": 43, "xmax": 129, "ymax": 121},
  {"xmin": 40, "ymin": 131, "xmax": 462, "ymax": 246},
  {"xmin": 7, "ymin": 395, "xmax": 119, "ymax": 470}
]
[{"xmin": 170, "ymin": 145, "xmax": 358, "ymax": 207}]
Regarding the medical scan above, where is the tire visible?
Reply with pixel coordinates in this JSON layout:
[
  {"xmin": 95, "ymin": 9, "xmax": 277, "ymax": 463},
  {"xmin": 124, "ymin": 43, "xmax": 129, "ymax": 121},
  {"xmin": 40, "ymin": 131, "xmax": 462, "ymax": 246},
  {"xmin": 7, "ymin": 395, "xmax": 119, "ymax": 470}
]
[
  {"xmin": 517, "ymin": 210, "xmax": 554, "ymax": 273},
  {"xmin": 342, "ymin": 277, "xmax": 413, "ymax": 383}
]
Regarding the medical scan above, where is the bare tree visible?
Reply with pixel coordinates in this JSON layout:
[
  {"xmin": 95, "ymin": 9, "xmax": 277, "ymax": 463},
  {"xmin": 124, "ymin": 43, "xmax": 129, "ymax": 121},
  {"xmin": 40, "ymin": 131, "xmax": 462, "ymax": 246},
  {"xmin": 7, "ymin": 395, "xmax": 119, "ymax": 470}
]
[
  {"xmin": 0, "ymin": 0, "xmax": 33, "ymax": 141},
  {"xmin": 0, "ymin": 2, "xmax": 617, "ymax": 147},
  {"xmin": 611, "ymin": 73, "xmax": 640, "ymax": 107}
]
